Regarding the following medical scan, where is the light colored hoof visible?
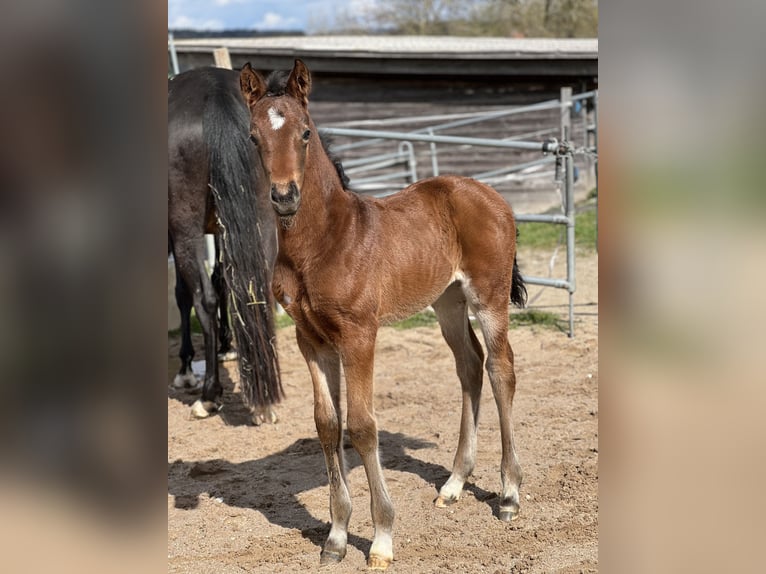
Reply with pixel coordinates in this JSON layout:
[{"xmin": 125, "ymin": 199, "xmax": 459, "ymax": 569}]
[
  {"xmin": 172, "ymin": 373, "xmax": 201, "ymax": 390},
  {"xmin": 499, "ymin": 502, "xmax": 520, "ymax": 522},
  {"xmin": 319, "ymin": 550, "xmax": 345, "ymax": 566},
  {"xmin": 217, "ymin": 350, "xmax": 238, "ymax": 362},
  {"xmin": 252, "ymin": 405, "xmax": 278, "ymax": 426},
  {"xmin": 367, "ymin": 555, "xmax": 392, "ymax": 571},
  {"xmin": 191, "ymin": 400, "xmax": 219, "ymax": 419},
  {"xmin": 434, "ymin": 494, "xmax": 459, "ymax": 508}
]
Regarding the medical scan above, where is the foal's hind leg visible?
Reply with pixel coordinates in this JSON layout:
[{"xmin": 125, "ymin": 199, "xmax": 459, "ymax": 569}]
[
  {"xmin": 471, "ymin": 288, "xmax": 523, "ymax": 522},
  {"xmin": 432, "ymin": 282, "xmax": 485, "ymax": 508}
]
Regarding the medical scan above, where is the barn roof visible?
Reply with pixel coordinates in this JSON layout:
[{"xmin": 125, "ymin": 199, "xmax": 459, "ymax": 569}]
[
  {"xmin": 171, "ymin": 35, "xmax": 597, "ymax": 60},
  {"xmin": 170, "ymin": 35, "xmax": 597, "ymax": 79}
]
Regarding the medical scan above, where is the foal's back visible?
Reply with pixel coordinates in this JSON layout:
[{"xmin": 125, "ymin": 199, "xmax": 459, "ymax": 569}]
[{"xmin": 364, "ymin": 175, "xmax": 518, "ymax": 323}]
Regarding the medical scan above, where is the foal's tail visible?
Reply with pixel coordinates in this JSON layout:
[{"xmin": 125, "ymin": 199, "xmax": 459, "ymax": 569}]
[
  {"xmin": 511, "ymin": 229, "xmax": 528, "ymax": 308},
  {"xmin": 203, "ymin": 81, "xmax": 283, "ymax": 407}
]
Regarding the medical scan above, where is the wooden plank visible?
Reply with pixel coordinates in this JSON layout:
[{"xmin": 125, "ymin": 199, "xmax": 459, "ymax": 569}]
[{"xmin": 213, "ymin": 47, "xmax": 232, "ymax": 70}]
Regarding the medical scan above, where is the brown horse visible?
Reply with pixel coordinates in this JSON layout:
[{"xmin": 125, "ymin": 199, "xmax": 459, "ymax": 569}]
[{"xmin": 240, "ymin": 59, "xmax": 528, "ymax": 570}]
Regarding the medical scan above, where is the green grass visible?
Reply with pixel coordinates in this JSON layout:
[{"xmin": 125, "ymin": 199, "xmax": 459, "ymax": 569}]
[
  {"xmin": 508, "ymin": 310, "xmax": 567, "ymax": 332},
  {"xmin": 392, "ymin": 308, "xmax": 565, "ymax": 332},
  {"xmin": 275, "ymin": 309, "xmax": 440, "ymax": 332},
  {"xmin": 391, "ymin": 310, "xmax": 439, "ymax": 330},
  {"xmin": 168, "ymin": 313, "xmax": 202, "ymax": 337},
  {"xmin": 275, "ymin": 312, "xmax": 295, "ymax": 329},
  {"xmin": 171, "ymin": 307, "xmax": 563, "ymax": 337},
  {"xmin": 518, "ymin": 203, "xmax": 597, "ymax": 251}
]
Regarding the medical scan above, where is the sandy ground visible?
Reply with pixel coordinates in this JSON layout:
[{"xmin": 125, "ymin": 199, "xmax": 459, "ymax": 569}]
[{"xmin": 168, "ymin": 248, "xmax": 598, "ymax": 573}]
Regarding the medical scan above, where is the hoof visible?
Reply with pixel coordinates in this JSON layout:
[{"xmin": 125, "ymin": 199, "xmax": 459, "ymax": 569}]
[
  {"xmin": 434, "ymin": 494, "xmax": 458, "ymax": 508},
  {"xmin": 319, "ymin": 550, "xmax": 345, "ymax": 566},
  {"xmin": 172, "ymin": 373, "xmax": 201, "ymax": 390},
  {"xmin": 367, "ymin": 555, "xmax": 392, "ymax": 571},
  {"xmin": 252, "ymin": 405, "xmax": 278, "ymax": 426},
  {"xmin": 498, "ymin": 502, "xmax": 520, "ymax": 522},
  {"xmin": 217, "ymin": 350, "xmax": 238, "ymax": 362},
  {"xmin": 191, "ymin": 399, "xmax": 219, "ymax": 419}
]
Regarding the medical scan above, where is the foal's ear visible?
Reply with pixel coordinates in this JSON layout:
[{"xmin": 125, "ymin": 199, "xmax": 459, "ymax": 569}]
[
  {"xmin": 239, "ymin": 62, "xmax": 266, "ymax": 111},
  {"xmin": 286, "ymin": 59, "xmax": 312, "ymax": 108}
]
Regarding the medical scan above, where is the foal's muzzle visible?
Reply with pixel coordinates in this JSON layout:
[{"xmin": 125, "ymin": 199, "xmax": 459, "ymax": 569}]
[{"xmin": 270, "ymin": 182, "xmax": 301, "ymax": 216}]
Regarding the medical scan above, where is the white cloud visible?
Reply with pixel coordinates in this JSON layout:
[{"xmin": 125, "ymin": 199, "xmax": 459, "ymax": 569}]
[
  {"xmin": 255, "ymin": 11, "xmax": 300, "ymax": 30},
  {"xmin": 170, "ymin": 15, "xmax": 225, "ymax": 31},
  {"xmin": 213, "ymin": 0, "xmax": 253, "ymax": 6}
]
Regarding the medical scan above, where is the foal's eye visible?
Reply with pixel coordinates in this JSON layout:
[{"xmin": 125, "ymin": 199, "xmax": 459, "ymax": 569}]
[
  {"xmin": 302, "ymin": 129, "xmax": 311, "ymax": 141},
  {"xmin": 249, "ymin": 134, "xmax": 258, "ymax": 146}
]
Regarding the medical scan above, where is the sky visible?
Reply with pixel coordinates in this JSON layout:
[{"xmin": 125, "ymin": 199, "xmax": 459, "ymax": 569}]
[{"xmin": 168, "ymin": 0, "xmax": 375, "ymax": 33}]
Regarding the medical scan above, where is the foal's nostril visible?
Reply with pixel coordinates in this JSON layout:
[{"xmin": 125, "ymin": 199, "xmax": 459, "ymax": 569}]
[{"xmin": 270, "ymin": 182, "xmax": 301, "ymax": 215}]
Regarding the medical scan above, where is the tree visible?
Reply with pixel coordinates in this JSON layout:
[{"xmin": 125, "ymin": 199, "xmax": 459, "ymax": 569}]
[{"xmin": 326, "ymin": 0, "xmax": 598, "ymax": 38}]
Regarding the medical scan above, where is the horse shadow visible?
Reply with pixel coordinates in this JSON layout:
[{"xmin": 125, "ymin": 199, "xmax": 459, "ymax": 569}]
[{"xmin": 167, "ymin": 430, "xmax": 499, "ymax": 556}]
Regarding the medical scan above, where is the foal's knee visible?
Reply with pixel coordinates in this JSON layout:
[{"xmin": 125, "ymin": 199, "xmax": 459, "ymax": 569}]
[
  {"xmin": 486, "ymin": 355, "xmax": 516, "ymax": 389},
  {"xmin": 315, "ymin": 406, "xmax": 341, "ymax": 450},
  {"xmin": 347, "ymin": 411, "xmax": 377, "ymax": 455}
]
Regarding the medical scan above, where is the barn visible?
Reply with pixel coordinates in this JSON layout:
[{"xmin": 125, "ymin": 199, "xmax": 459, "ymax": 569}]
[{"xmin": 169, "ymin": 35, "xmax": 598, "ymax": 213}]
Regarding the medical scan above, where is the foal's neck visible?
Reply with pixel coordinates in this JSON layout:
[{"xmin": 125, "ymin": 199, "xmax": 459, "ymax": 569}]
[{"xmin": 277, "ymin": 141, "xmax": 354, "ymax": 261}]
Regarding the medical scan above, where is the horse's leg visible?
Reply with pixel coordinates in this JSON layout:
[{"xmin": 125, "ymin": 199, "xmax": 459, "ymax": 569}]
[
  {"xmin": 343, "ymin": 330, "xmax": 395, "ymax": 570},
  {"xmin": 470, "ymin": 280, "xmax": 523, "ymax": 522},
  {"xmin": 296, "ymin": 330, "xmax": 352, "ymax": 564},
  {"xmin": 432, "ymin": 282, "xmax": 485, "ymax": 507},
  {"xmin": 174, "ymin": 235, "xmax": 221, "ymax": 418},
  {"xmin": 172, "ymin": 260, "xmax": 199, "ymax": 390},
  {"xmin": 212, "ymin": 234, "xmax": 236, "ymax": 361}
]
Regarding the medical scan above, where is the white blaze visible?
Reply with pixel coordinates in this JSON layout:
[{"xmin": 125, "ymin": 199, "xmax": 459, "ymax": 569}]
[{"xmin": 268, "ymin": 107, "xmax": 285, "ymax": 130}]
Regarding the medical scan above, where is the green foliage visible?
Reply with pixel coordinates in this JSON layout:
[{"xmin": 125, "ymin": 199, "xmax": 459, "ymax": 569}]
[{"xmin": 518, "ymin": 206, "xmax": 597, "ymax": 251}]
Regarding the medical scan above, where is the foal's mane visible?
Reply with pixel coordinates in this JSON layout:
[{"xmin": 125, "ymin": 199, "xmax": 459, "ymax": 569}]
[{"xmin": 263, "ymin": 69, "xmax": 351, "ymax": 191}]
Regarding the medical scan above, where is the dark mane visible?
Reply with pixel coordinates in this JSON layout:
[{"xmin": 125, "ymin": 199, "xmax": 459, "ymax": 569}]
[
  {"xmin": 319, "ymin": 132, "xmax": 352, "ymax": 191},
  {"xmin": 265, "ymin": 70, "xmax": 290, "ymax": 96}
]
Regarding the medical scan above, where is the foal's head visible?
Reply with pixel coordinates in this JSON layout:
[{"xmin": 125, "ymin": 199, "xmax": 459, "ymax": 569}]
[{"xmin": 240, "ymin": 59, "xmax": 314, "ymax": 218}]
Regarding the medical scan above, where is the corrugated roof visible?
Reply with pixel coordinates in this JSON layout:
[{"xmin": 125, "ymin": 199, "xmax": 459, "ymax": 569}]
[{"xmin": 171, "ymin": 35, "xmax": 598, "ymax": 59}]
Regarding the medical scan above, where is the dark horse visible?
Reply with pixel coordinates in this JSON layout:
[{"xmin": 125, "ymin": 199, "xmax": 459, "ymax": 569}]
[
  {"xmin": 168, "ymin": 67, "xmax": 282, "ymax": 421},
  {"xmin": 240, "ymin": 59, "xmax": 528, "ymax": 569}
]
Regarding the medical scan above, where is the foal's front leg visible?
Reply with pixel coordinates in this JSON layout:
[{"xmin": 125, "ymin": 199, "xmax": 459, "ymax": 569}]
[
  {"xmin": 296, "ymin": 330, "xmax": 352, "ymax": 564},
  {"xmin": 343, "ymin": 331, "xmax": 395, "ymax": 570}
]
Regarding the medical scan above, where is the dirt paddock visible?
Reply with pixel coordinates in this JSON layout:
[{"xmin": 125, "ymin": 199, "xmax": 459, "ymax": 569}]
[{"xmin": 168, "ymin": 249, "xmax": 598, "ymax": 573}]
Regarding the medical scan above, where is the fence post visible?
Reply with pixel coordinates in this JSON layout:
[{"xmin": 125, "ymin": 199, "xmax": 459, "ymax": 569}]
[
  {"xmin": 168, "ymin": 32, "xmax": 180, "ymax": 76},
  {"xmin": 593, "ymin": 90, "xmax": 598, "ymax": 252},
  {"xmin": 427, "ymin": 128, "xmax": 439, "ymax": 176},
  {"xmin": 559, "ymin": 87, "xmax": 572, "ymax": 209},
  {"xmin": 582, "ymin": 95, "xmax": 593, "ymax": 188},
  {"xmin": 213, "ymin": 47, "xmax": 232, "ymax": 69},
  {"xmin": 565, "ymin": 149, "xmax": 576, "ymax": 338}
]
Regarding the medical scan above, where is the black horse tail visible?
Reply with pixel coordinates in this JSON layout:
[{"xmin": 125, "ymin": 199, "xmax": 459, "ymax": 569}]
[
  {"xmin": 511, "ymin": 228, "xmax": 528, "ymax": 308},
  {"xmin": 203, "ymin": 82, "xmax": 283, "ymax": 407}
]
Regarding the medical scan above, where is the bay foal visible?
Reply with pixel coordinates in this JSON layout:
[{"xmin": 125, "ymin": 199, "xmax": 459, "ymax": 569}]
[{"xmin": 240, "ymin": 60, "xmax": 527, "ymax": 570}]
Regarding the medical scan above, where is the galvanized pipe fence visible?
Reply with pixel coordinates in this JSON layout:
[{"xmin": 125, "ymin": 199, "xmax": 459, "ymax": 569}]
[{"xmin": 321, "ymin": 87, "xmax": 598, "ymax": 337}]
